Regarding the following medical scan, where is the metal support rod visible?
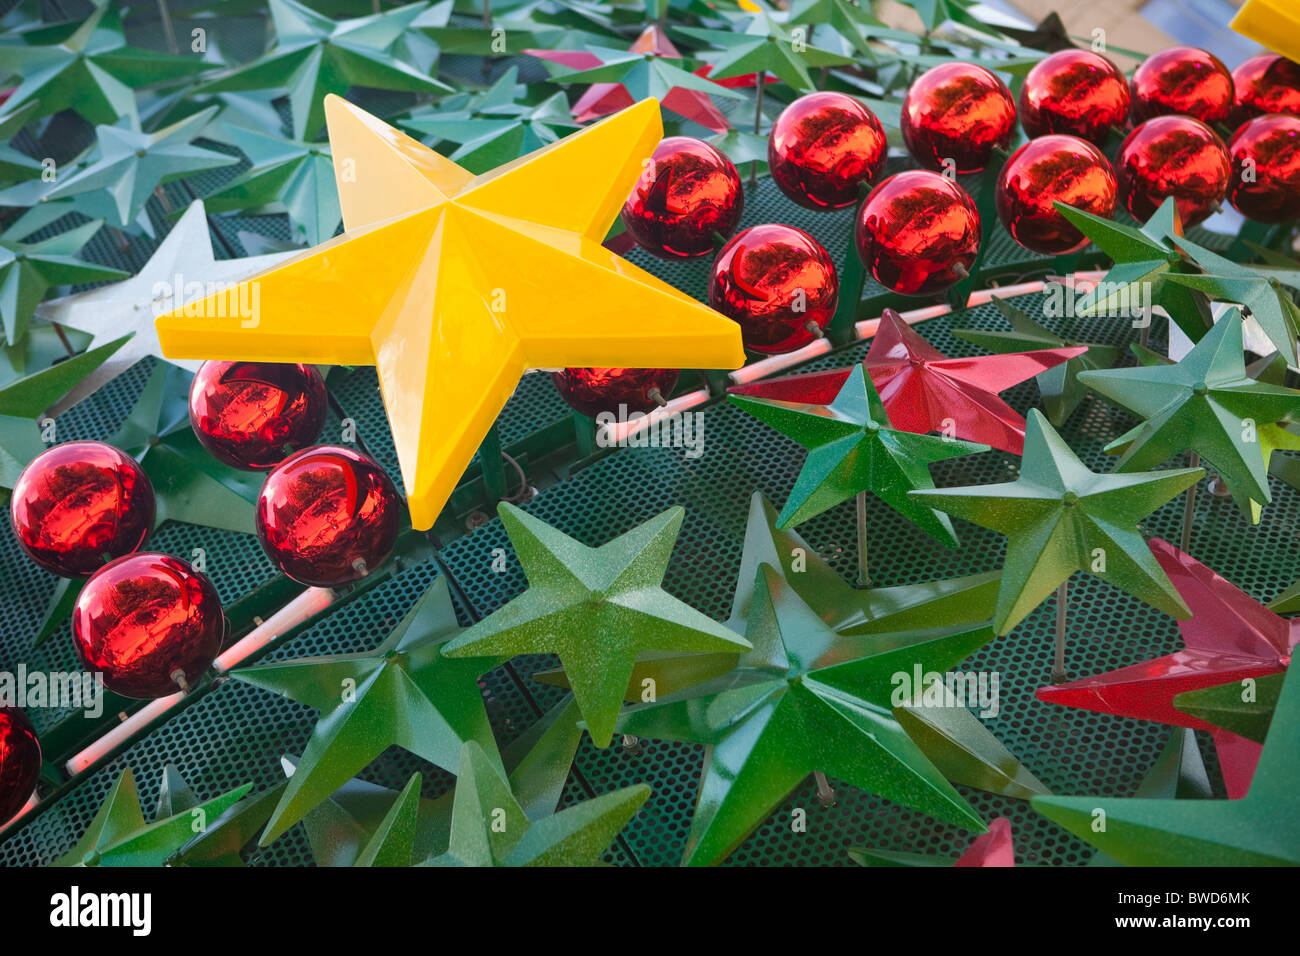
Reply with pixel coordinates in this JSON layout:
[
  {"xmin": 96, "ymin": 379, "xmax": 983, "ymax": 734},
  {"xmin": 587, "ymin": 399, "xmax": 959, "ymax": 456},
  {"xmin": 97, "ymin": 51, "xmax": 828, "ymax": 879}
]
[
  {"xmin": 856, "ymin": 491, "xmax": 870, "ymax": 587},
  {"xmin": 1053, "ymin": 581, "xmax": 1067, "ymax": 682},
  {"xmin": 1181, "ymin": 452, "xmax": 1200, "ymax": 552}
]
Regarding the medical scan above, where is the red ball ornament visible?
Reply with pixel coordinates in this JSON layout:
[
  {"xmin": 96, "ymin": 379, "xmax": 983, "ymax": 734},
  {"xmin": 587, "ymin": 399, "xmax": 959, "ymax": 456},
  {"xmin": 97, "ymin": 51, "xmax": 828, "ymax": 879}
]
[
  {"xmin": 855, "ymin": 171, "xmax": 981, "ymax": 297},
  {"xmin": 901, "ymin": 62, "xmax": 1016, "ymax": 174},
  {"xmin": 1018, "ymin": 49, "xmax": 1129, "ymax": 146},
  {"xmin": 189, "ymin": 361, "xmax": 327, "ymax": 471},
  {"xmin": 551, "ymin": 368, "xmax": 680, "ymax": 418},
  {"xmin": 620, "ymin": 137, "xmax": 743, "ymax": 259},
  {"xmin": 995, "ymin": 135, "xmax": 1117, "ymax": 255},
  {"xmin": 1232, "ymin": 54, "xmax": 1300, "ymax": 125},
  {"xmin": 708, "ymin": 224, "xmax": 838, "ymax": 355},
  {"xmin": 72, "ymin": 553, "xmax": 225, "ymax": 699},
  {"xmin": 1116, "ymin": 115, "xmax": 1230, "ymax": 227},
  {"xmin": 0, "ymin": 708, "xmax": 41, "ymax": 825},
  {"xmin": 767, "ymin": 92, "xmax": 887, "ymax": 209},
  {"xmin": 1129, "ymin": 46, "xmax": 1234, "ymax": 125},
  {"xmin": 10, "ymin": 441, "xmax": 155, "ymax": 578},
  {"xmin": 1226, "ymin": 114, "xmax": 1300, "ymax": 223},
  {"xmin": 256, "ymin": 446, "xmax": 400, "ymax": 587}
]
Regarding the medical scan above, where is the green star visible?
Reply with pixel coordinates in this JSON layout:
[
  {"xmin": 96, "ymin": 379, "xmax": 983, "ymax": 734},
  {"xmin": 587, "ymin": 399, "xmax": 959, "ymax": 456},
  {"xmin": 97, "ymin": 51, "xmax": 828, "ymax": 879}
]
[
  {"xmin": 728, "ymin": 364, "xmax": 989, "ymax": 541},
  {"xmin": 442, "ymin": 503, "xmax": 750, "ymax": 748},
  {"xmin": 1173, "ymin": 672, "xmax": 1283, "ymax": 744},
  {"xmin": 911, "ymin": 410, "xmax": 1203, "ymax": 635},
  {"xmin": 546, "ymin": 46, "xmax": 747, "ymax": 104},
  {"xmin": 617, "ymin": 563, "xmax": 991, "ymax": 867},
  {"xmin": 788, "ymin": 0, "xmax": 896, "ymax": 57},
  {"xmin": 1078, "ymin": 309, "xmax": 1300, "ymax": 512},
  {"xmin": 675, "ymin": 8, "xmax": 855, "ymax": 89},
  {"xmin": 234, "ymin": 575, "xmax": 504, "ymax": 845}
]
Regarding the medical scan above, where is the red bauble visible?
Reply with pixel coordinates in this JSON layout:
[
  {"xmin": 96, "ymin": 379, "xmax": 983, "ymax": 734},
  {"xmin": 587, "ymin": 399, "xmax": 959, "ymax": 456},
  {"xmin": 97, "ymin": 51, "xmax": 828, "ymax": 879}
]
[
  {"xmin": 1018, "ymin": 49, "xmax": 1129, "ymax": 146},
  {"xmin": 1129, "ymin": 46, "xmax": 1234, "ymax": 125},
  {"xmin": 72, "ymin": 553, "xmax": 225, "ymax": 699},
  {"xmin": 551, "ymin": 368, "xmax": 680, "ymax": 417},
  {"xmin": 10, "ymin": 441, "xmax": 155, "ymax": 578},
  {"xmin": 1232, "ymin": 54, "xmax": 1300, "ymax": 125},
  {"xmin": 708, "ymin": 224, "xmax": 838, "ymax": 355},
  {"xmin": 995, "ymin": 135, "xmax": 1117, "ymax": 255},
  {"xmin": 1226, "ymin": 114, "xmax": 1300, "ymax": 223},
  {"xmin": 767, "ymin": 92, "xmax": 887, "ymax": 210},
  {"xmin": 620, "ymin": 137, "xmax": 743, "ymax": 259},
  {"xmin": 901, "ymin": 62, "xmax": 1016, "ymax": 174},
  {"xmin": 1116, "ymin": 116, "xmax": 1230, "ymax": 227},
  {"xmin": 256, "ymin": 446, "xmax": 400, "ymax": 587},
  {"xmin": 189, "ymin": 361, "xmax": 327, "ymax": 471},
  {"xmin": 0, "ymin": 708, "xmax": 41, "ymax": 825},
  {"xmin": 855, "ymin": 171, "xmax": 981, "ymax": 297}
]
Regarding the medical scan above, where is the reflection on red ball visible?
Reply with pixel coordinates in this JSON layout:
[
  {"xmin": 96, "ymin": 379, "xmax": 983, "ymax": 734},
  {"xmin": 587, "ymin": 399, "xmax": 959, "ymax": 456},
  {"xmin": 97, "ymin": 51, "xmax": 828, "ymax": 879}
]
[
  {"xmin": 0, "ymin": 708, "xmax": 41, "ymax": 825},
  {"xmin": 1116, "ymin": 116, "xmax": 1230, "ymax": 227},
  {"xmin": 1129, "ymin": 46, "xmax": 1234, "ymax": 125},
  {"xmin": 72, "ymin": 553, "xmax": 225, "ymax": 699},
  {"xmin": 1232, "ymin": 54, "xmax": 1300, "ymax": 125},
  {"xmin": 855, "ymin": 171, "xmax": 980, "ymax": 297},
  {"xmin": 1018, "ymin": 49, "xmax": 1129, "ymax": 146},
  {"xmin": 551, "ymin": 368, "xmax": 680, "ymax": 418},
  {"xmin": 255, "ymin": 446, "xmax": 400, "ymax": 587},
  {"xmin": 189, "ymin": 361, "xmax": 327, "ymax": 471},
  {"xmin": 708, "ymin": 224, "xmax": 838, "ymax": 355},
  {"xmin": 901, "ymin": 62, "xmax": 1016, "ymax": 174},
  {"xmin": 996, "ymin": 135, "xmax": 1117, "ymax": 255},
  {"xmin": 10, "ymin": 441, "xmax": 155, "ymax": 577},
  {"xmin": 620, "ymin": 137, "xmax": 743, "ymax": 259},
  {"xmin": 768, "ymin": 92, "xmax": 887, "ymax": 209},
  {"xmin": 1226, "ymin": 114, "xmax": 1300, "ymax": 223}
]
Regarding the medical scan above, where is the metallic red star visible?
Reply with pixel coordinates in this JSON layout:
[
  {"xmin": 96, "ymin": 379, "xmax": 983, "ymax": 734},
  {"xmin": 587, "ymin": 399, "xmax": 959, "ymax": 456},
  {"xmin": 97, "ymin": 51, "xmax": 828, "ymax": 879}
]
[
  {"xmin": 1037, "ymin": 538, "xmax": 1296, "ymax": 798},
  {"xmin": 955, "ymin": 817, "xmax": 1016, "ymax": 867}
]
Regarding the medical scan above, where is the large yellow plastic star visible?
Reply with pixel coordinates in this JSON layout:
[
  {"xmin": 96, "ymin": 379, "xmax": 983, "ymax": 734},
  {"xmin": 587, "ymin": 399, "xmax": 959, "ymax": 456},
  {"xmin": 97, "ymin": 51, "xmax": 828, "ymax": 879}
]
[{"xmin": 155, "ymin": 95, "xmax": 744, "ymax": 528}]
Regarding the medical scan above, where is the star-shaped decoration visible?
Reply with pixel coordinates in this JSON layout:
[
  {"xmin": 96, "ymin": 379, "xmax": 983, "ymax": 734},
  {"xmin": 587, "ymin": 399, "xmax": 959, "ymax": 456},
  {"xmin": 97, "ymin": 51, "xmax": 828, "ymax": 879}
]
[
  {"xmin": 848, "ymin": 815, "xmax": 1017, "ymax": 867},
  {"xmin": 617, "ymin": 563, "xmax": 990, "ymax": 866},
  {"xmin": 235, "ymin": 575, "xmax": 504, "ymax": 845},
  {"xmin": 1078, "ymin": 309, "xmax": 1300, "ymax": 517},
  {"xmin": 442, "ymin": 503, "xmax": 749, "ymax": 747},
  {"xmin": 195, "ymin": 0, "xmax": 452, "ymax": 140},
  {"xmin": 731, "ymin": 309, "xmax": 1085, "ymax": 455},
  {"xmin": 788, "ymin": 0, "xmax": 893, "ymax": 58},
  {"xmin": 893, "ymin": 0, "xmax": 997, "ymax": 32},
  {"xmin": 729, "ymin": 364, "xmax": 989, "ymax": 540},
  {"xmin": 1033, "ymin": 661, "xmax": 1300, "ymax": 865},
  {"xmin": 0, "ymin": 101, "xmax": 41, "ymax": 181},
  {"xmin": 675, "ymin": 8, "xmax": 856, "ymax": 90},
  {"xmin": 1037, "ymin": 538, "xmax": 1295, "ymax": 798},
  {"xmin": 423, "ymin": 740, "xmax": 650, "ymax": 867},
  {"xmin": 951, "ymin": 296, "xmax": 1123, "ymax": 427},
  {"xmin": 911, "ymin": 409, "xmax": 1203, "ymax": 635},
  {"xmin": 40, "ymin": 200, "xmax": 293, "ymax": 416},
  {"xmin": 1174, "ymin": 672, "xmax": 1283, "ymax": 744},
  {"xmin": 155, "ymin": 97, "xmax": 744, "ymax": 530}
]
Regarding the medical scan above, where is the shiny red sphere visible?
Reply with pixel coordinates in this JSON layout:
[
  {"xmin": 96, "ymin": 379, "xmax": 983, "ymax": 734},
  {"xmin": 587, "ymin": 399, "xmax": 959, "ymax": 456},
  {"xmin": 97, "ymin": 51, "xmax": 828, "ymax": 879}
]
[
  {"xmin": 1232, "ymin": 54, "xmax": 1300, "ymax": 125},
  {"xmin": 72, "ymin": 553, "xmax": 225, "ymax": 699},
  {"xmin": 1226, "ymin": 114, "xmax": 1300, "ymax": 223},
  {"xmin": 996, "ymin": 135, "xmax": 1117, "ymax": 255},
  {"xmin": 1018, "ymin": 49, "xmax": 1129, "ymax": 146},
  {"xmin": 855, "ymin": 171, "xmax": 981, "ymax": 297},
  {"xmin": 901, "ymin": 62, "xmax": 1017, "ymax": 174},
  {"xmin": 0, "ymin": 708, "xmax": 41, "ymax": 825},
  {"xmin": 1129, "ymin": 46, "xmax": 1234, "ymax": 125},
  {"xmin": 10, "ymin": 441, "xmax": 155, "ymax": 578},
  {"xmin": 255, "ymin": 446, "xmax": 400, "ymax": 587},
  {"xmin": 620, "ymin": 137, "xmax": 743, "ymax": 259},
  {"xmin": 1116, "ymin": 115, "xmax": 1230, "ymax": 226},
  {"xmin": 767, "ymin": 92, "xmax": 887, "ymax": 209},
  {"xmin": 189, "ymin": 361, "xmax": 327, "ymax": 471},
  {"xmin": 709, "ymin": 224, "xmax": 838, "ymax": 355},
  {"xmin": 551, "ymin": 368, "xmax": 680, "ymax": 418}
]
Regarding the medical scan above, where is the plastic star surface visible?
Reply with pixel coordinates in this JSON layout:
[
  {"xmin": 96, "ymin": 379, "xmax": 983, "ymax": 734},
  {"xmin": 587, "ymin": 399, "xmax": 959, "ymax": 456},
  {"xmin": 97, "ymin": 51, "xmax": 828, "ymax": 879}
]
[
  {"xmin": 729, "ymin": 364, "xmax": 989, "ymax": 540},
  {"xmin": 154, "ymin": 97, "xmax": 744, "ymax": 529},
  {"xmin": 1078, "ymin": 310, "xmax": 1300, "ymax": 515},
  {"xmin": 676, "ymin": 8, "xmax": 856, "ymax": 90},
  {"xmin": 617, "ymin": 563, "xmax": 990, "ymax": 867},
  {"xmin": 911, "ymin": 409, "xmax": 1203, "ymax": 635},
  {"xmin": 235, "ymin": 576, "xmax": 505, "ymax": 845},
  {"xmin": 1037, "ymin": 538, "xmax": 1296, "ymax": 798}
]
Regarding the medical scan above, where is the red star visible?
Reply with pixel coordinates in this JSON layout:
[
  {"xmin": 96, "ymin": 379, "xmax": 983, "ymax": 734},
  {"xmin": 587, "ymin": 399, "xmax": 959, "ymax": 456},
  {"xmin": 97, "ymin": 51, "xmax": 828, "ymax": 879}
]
[
  {"xmin": 1037, "ymin": 538, "xmax": 1296, "ymax": 798},
  {"xmin": 954, "ymin": 817, "xmax": 1016, "ymax": 867},
  {"xmin": 728, "ymin": 309, "xmax": 1085, "ymax": 454}
]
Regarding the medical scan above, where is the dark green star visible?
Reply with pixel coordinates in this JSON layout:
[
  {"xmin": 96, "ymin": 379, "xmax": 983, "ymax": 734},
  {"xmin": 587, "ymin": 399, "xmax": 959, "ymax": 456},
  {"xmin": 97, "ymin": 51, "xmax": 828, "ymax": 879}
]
[
  {"xmin": 1173, "ymin": 672, "xmax": 1282, "ymax": 744},
  {"xmin": 675, "ymin": 9, "xmax": 855, "ymax": 89}
]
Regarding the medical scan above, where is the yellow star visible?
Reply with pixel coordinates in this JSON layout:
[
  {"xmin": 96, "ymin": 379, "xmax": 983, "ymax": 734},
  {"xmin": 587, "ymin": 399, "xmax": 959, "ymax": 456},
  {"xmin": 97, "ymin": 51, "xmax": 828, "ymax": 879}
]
[{"xmin": 155, "ymin": 95, "xmax": 744, "ymax": 528}]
